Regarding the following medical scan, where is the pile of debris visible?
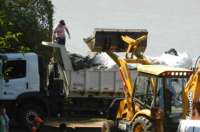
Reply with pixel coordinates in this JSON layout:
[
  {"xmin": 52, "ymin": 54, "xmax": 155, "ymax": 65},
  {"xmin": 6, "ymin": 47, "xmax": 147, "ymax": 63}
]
[
  {"xmin": 150, "ymin": 48, "xmax": 193, "ymax": 68},
  {"xmin": 69, "ymin": 53, "xmax": 100, "ymax": 71},
  {"xmin": 69, "ymin": 48, "xmax": 193, "ymax": 71}
]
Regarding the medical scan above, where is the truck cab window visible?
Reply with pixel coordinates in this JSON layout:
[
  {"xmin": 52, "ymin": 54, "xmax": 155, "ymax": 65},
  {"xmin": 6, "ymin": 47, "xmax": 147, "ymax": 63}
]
[{"xmin": 3, "ymin": 60, "xmax": 26, "ymax": 80}]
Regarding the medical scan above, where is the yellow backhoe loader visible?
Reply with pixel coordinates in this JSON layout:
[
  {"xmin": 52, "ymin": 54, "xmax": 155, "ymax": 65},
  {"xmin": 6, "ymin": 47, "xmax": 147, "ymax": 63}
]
[{"xmin": 84, "ymin": 28, "xmax": 199, "ymax": 132}]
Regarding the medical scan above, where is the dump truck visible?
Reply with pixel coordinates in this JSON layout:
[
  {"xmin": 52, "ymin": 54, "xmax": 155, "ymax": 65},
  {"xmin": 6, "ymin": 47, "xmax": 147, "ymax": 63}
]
[
  {"xmin": 0, "ymin": 32, "xmax": 139, "ymax": 127},
  {"xmin": 84, "ymin": 28, "xmax": 200, "ymax": 132}
]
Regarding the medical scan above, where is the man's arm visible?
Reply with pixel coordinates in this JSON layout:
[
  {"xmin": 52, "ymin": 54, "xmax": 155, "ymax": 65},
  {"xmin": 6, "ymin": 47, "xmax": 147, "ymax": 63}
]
[{"xmin": 65, "ymin": 27, "xmax": 71, "ymax": 39}]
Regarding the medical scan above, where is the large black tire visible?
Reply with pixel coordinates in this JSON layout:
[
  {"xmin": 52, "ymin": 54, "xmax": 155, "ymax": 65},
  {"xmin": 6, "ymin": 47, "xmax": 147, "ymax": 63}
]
[
  {"xmin": 19, "ymin": 104, "xmax": 44, "ymax": 127},
  {"xmin": 131, "ymin": 116, "xmax": 152, "ymax": 132},
  {"xmin": 101, "ymin": 120, "xmax": 115, "ymax": 132}
]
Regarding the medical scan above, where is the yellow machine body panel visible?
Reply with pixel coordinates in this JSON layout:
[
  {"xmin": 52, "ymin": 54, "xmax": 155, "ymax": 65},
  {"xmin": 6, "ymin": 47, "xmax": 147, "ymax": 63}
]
[
  {"xmin": 137, "ymin": 65, "xmax": 192, "ymax": 76},
  {"xmin": 183, "ymin": 64, "xmax": 200, "ymax": 119},
  {"xmin": 132, "ymin": 109, "xmax": 151, "ymax": 120}
]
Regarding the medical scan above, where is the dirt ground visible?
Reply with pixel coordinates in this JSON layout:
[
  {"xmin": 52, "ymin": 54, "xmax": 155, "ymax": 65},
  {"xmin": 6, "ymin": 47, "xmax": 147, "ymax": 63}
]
[
  {"xmin": 10, "ymin": 126, "xmax": 100, "ymax": 132},
  {"xmin": 10, "ymin": 117, "xmax": 104, "ymax": 132}
]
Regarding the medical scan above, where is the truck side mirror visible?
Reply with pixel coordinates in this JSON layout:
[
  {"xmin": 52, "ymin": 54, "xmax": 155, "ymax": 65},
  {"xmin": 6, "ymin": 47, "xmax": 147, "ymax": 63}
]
[
  {"xmin": 4, "ymin": 73, "xmax": 9, "ymax": 82},
  {"xmin": 3, "ymin": 66, "xmax": 12, "ymax": 82}
]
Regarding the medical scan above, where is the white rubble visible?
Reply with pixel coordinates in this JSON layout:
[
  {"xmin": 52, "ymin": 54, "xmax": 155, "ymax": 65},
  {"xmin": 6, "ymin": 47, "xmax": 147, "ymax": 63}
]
[
  {"xmin": 92, "ymin": 51, "xmax": 193, "ymax": 70},
  {"xmin": 93, "ymin": 53, "xmax": 137, "ymax": 70},
  {"xmin": 150, "ymin": 52, "xmax": 193, "ymax": 69}
]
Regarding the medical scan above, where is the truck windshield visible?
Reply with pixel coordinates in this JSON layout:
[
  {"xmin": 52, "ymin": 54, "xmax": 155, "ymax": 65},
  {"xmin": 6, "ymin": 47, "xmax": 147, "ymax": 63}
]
[{"xmin": 158, "ymin": 77, "xmax": 188, "ymax": 122}]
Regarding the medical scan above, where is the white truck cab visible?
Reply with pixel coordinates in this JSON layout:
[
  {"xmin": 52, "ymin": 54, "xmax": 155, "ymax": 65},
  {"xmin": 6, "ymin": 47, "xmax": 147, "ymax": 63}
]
[
  {"xmin": 0, "ymin": 53, "xmax": 40, "ymax": 100},
  {"xmin": 0, "ymin": 53, "xmax": 51, "ymax": 127}
]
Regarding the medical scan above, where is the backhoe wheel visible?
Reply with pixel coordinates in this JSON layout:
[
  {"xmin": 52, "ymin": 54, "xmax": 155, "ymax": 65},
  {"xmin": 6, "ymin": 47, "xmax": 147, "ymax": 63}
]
[
  {"xmin": 19, "ymin": 104, "xmax": 44, "ymax": 128},
  {"xmin": 101, "ymin": 120, "xmax": 115, "ymax": 132},
  {"xmin": 132, "ymin": 116, "xmax": 152, "ymax": 132}
]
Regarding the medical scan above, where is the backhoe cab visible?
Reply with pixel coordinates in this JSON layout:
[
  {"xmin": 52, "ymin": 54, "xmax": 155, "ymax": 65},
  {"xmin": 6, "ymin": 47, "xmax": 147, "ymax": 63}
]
[
  {"xmin": 133, "ymin": 65, "xmax": 192, "ymax": 131},
  {"xmin": 84, "ymin": 28, "xmax": 193, "ymax": 132}
]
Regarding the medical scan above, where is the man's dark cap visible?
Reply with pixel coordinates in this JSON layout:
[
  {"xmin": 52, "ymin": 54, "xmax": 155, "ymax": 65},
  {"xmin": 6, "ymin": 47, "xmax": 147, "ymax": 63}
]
[{"xmin": 59, "ymin": 20, "xmax": 65, "ymax": 25}]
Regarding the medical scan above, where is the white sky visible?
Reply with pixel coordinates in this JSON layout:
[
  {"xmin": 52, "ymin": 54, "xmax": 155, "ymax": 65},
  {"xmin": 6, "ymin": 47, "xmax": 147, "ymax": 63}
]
[{"xmin": 51, "ymin": 0, "xmax": 200, "ymax": 59}]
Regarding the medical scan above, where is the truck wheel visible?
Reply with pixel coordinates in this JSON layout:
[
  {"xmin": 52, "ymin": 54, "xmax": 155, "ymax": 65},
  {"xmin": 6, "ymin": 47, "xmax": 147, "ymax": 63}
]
[
  {"xmin": 131, "ymin": 116, "xmax": 152, "ymax": 132},
  {"xmin": 20, "ymin": 104, "xmax": 44, "ymax": 127},
  {"xmin": 101, "ymin": 120, "xmax": 115, "ymax": 132}
]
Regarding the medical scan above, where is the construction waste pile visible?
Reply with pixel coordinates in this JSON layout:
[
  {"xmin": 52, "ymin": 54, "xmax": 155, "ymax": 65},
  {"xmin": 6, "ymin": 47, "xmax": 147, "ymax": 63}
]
[
  {"xmin": 69, "ymin": 48, "xmax": 192, "ymax": 71},
  {"xmin": 150, "ymin": 48, "xmax": 193, "ymax": 68},
  {"xmin": 69, "ymin": 53, "xmax": 98, "ymax": 71}
]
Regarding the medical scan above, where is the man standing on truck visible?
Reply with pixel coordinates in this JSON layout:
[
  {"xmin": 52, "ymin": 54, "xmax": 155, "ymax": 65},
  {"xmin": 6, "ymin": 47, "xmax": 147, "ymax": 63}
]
[{"xmin": 52, "ymin": 20, "xmax": 71, "ymax": 45}]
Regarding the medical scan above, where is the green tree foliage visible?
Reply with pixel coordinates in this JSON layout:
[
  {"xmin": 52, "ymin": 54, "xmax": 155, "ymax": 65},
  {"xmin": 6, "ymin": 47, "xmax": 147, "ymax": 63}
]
[
  {"xmin": 0, "ymin": 0, "xmax": 53, "ymax": 57},
  {"xmin": 0, "ymin": 1, "xmax": 23, "ymax": 51}
]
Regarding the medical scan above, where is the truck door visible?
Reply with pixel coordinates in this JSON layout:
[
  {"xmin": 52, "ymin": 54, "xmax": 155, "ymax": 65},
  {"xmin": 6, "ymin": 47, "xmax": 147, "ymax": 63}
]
[{"xmin": 1, "ymin": 60, "xmax": 27, "ymax": 100}]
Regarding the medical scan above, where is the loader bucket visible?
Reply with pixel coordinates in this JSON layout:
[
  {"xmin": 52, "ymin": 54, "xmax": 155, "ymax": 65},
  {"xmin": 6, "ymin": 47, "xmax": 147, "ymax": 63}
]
[{"xmin": 84, "ymin": 28, "xmax": 148, "ymax": 52}]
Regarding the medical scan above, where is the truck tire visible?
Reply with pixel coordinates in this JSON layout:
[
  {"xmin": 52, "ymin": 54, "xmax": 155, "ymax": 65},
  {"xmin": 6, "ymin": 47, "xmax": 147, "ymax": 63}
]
[
  {"xmin": 101, "ymin": 120, "xmax": 115, "ymax": 132},
  {"xmin": 19, "ymin": 104, "xmax": 44, "ymax": 127},
  {"xmin": 131, "ymin": 116, "xmax": 152, "ymax": 132}
]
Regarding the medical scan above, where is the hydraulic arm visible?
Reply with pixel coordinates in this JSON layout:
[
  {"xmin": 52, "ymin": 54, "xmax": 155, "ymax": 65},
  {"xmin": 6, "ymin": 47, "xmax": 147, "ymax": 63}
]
[{"xmin": 84, "ymin": 29, "xmax": 150, "ymax": 121}]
